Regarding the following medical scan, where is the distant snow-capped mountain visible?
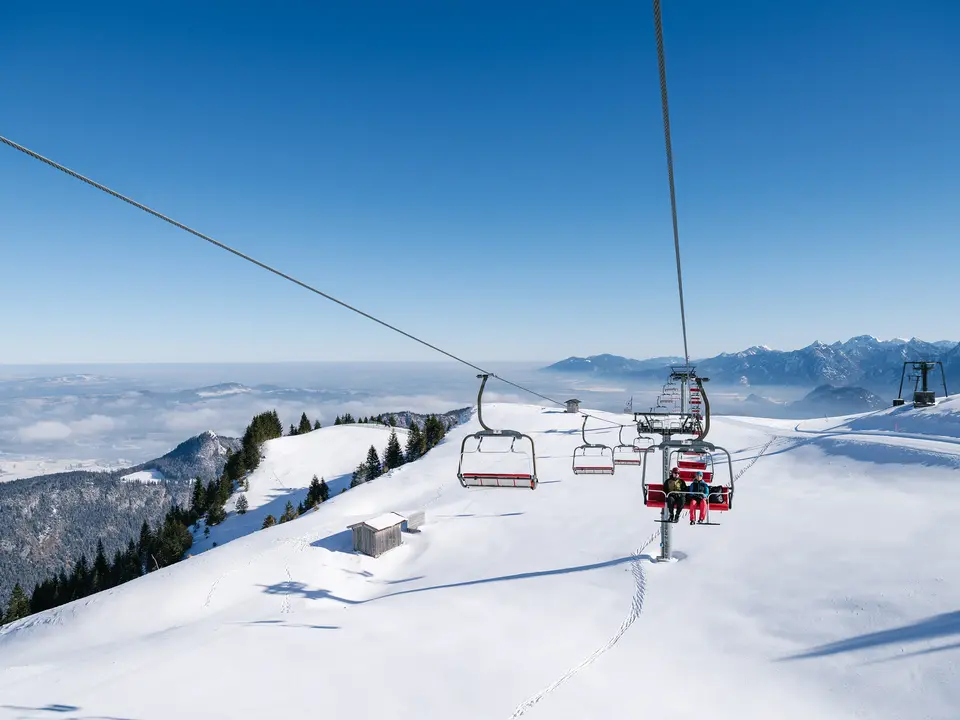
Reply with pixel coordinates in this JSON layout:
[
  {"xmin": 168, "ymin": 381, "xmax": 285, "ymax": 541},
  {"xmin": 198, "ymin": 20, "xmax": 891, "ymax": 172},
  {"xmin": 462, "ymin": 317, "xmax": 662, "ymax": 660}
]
[{"xmin": 544, "ymin": 336, "xmax": 959, "ymax": 391}]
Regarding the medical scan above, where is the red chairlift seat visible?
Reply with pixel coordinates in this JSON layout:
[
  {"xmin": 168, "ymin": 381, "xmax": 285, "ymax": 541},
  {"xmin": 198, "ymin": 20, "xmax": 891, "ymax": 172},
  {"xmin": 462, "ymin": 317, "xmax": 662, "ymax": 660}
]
[
  {"xmin": 572, "ymin": 416, "xmax": 616, "ymax": 475},
  {"xmin": 458, "ymin": 374, "xmax": 538, "ymax": 490}
]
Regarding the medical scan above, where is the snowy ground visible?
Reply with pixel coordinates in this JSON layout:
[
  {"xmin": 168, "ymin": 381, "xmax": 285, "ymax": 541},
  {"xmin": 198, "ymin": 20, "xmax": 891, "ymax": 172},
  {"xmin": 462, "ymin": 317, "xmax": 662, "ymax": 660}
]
[
  {"xmin": 119, "ymin": 469, "xmax": 166, "ymax": 484},
  {"xmin": 1, "ymin": 398, "xmax": 958, "ymax": 719}
]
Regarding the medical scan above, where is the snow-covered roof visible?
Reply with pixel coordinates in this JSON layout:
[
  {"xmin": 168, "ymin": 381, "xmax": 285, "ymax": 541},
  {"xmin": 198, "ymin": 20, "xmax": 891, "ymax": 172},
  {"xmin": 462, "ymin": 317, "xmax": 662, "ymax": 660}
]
[{"xmin": 349, "ymin": 511, "xmax": 406, "ymax": 532}]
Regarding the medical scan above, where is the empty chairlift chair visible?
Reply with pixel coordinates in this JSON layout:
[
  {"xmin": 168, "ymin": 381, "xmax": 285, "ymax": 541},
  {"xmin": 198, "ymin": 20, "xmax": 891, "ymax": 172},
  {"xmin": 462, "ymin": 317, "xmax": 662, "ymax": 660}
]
[
  {"xmin": 612, "ymin": 425, "xmax": 644, "ymax": 467},
  {"xmin": 458, "ymin": 374, "xmax": 538, "ymax": 490},
  {"xmin": 572, "ymin": 416, "xmax": 616, "ymax": 475}
]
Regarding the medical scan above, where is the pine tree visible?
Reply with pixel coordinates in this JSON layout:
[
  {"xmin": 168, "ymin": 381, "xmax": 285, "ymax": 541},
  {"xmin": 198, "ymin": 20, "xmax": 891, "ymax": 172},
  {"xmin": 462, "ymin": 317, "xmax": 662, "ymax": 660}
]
[
  {"xmin": 364, "ymin": 445, "xmax": 382, "ymax": 480},
  {"xmin": 423, "ymin": 415, "xmax": 446, "ymax": 451},
  {"xmin": 3, "ymin": 583, "xmax": 31, "ymax": 624},
  {"xmin": 405, "ymin": 421, "xmax": 423, "ymax": 462},
  {"xmin": 205, "ymin": 480, "xmax": 218, "ymax": 510},
  {"xmin": 334, "ymin": 415, "xmax": 342, "ymax": 425},
  {"xmin": 92, "ymin": 539, "xmax": 111, "ymax": 592},
  {"xmin": 307, "ymin": 475, "xmax": 322, "ymax": 507},
  {"xmin": 262, "ymin": 514, "xmax": 276, "ymax": 529},
  {"xmin": 207, "ymin": 503, "xmax": 227, "ymax": 525},
  {"xmin": 279, "ymin": 501, "xmax": 296, "ymax": 523},
  {"xmin": 73, "ymin": 554, "xmax": 93, "ymax": 598},
  {"xmin": 319, "ymin": 477, "xmax": 330, "ymax": 502},
  {"xmin": 350, "ymin": 462, "xmax": 365, "ymax": 487},
  {"xmin": 191, "ymin": 477, "xmax": 207, "ymax": 515},
  {"xmin": 388, "ymin": 414, "xmax": 397, "ymax": 427},
  {"xmin": 236, "ymin": 494, "xmax": 248, "ymax": 514},
  {"xmin": 289, "ymin": 423, "xmax": 298, "ymax": 436},
  {"xmin": 314, "ymin": 419, "xmax": 322, "ymax": 430},
  {"xmin": 298, "ymin": 412, "xmax": 312, "ymax": 434},
  {"xmin": 384, "ymin": 429, "xmax": 404, "ymax": 470}
]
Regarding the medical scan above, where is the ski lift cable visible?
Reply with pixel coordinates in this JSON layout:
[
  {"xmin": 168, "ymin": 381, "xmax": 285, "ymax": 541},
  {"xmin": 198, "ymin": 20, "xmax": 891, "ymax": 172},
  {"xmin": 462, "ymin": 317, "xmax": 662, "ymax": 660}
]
[
  {"xmin": 653, "ymin": 0, "xmax": 691, "ymax": 367},
  {"xmin": 0, "ymin": 133, "xmax": 624, "ymax": 428}
]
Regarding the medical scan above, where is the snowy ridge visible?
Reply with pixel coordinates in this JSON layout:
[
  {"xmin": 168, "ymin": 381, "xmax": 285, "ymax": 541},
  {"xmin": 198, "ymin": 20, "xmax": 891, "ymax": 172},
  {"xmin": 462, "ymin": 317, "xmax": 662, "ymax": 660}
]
[{"xmin": 1, "ymin": 400, "xmax": 959, "ymax": 719}]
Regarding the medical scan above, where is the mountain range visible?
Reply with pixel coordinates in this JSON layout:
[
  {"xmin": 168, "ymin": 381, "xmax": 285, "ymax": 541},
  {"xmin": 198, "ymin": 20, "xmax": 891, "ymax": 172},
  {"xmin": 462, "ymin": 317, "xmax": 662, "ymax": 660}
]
[{"xmin": 544, "ymin": 336, "xmax": 959, "ymax": 392}]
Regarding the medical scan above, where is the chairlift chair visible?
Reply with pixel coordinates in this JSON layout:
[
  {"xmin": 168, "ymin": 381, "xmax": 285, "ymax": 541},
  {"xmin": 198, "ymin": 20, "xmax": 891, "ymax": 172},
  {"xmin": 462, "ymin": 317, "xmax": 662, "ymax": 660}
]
[
  {"xmin": 612, "ymin": 425, "xmax": 644, "ymax": 466},
  {"xmin": 641, "ymin": 439, "xmax": 735, "ymax": 521},
  {"xmin": 458, "ymin": 374, "xmax": 538, "ymax": 489},
  {"xmin": 633, "ymin": 435, "xmax": 656, "ymax": 453},
  {"xmin": 572, "ymin": 415, "xmax": 615, "ymax": 475}
]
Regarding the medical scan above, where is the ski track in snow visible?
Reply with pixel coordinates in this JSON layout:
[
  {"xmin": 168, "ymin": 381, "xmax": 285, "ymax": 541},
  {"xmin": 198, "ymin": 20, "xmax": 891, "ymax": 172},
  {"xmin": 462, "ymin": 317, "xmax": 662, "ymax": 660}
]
[
  {"xmin": 281, "ymin": 567, "xmax": 292, "ymax": 614},
  {"xmin": 509, "ymin": 432, "xmax": 779, "ymax": 719},
  {"xmin": 508, "ymin": 530, "xmax": 658, "ymax": 719}
]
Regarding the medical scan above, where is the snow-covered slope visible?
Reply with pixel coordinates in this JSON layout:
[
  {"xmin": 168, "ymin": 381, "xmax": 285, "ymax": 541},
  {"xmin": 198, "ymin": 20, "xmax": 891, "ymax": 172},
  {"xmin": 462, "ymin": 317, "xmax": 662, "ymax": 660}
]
[{"xmin": 1, "ymin": 400, "xmax": 959, "ymax": 719}]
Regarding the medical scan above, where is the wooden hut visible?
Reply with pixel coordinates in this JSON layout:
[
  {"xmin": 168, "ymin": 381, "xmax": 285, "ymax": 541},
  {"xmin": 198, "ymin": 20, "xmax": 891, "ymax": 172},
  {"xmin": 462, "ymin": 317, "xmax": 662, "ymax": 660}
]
[
  {"xmin": 565, "ymin": 398, "xmax": 581, "ymax": 413},
  {"xmin": 348, "ymin": 512, "xmax": 405, "ymax": 557}
]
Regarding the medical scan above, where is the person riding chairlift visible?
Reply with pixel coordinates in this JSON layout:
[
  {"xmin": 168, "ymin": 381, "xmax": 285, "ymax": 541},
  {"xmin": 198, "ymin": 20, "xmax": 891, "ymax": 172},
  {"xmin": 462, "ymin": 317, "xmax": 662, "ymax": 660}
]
[
  {"xmin": 664, "ymin": 467, "xmax": 686, "ymax": 522},
  {"xmin": 688, "ymin": 470, "xmax": 710, "ymax": 525}
]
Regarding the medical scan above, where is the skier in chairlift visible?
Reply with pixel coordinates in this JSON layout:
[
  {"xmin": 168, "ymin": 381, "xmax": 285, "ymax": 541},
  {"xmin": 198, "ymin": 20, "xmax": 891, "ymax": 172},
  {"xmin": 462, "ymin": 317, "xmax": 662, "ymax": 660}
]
[
  {"xmin": 688, "ymin": 470, "xmax": 710, "ymax": 525},
  {"xmin": 664, "ymin": 467, "xmax": 686, "ymax": 522}
]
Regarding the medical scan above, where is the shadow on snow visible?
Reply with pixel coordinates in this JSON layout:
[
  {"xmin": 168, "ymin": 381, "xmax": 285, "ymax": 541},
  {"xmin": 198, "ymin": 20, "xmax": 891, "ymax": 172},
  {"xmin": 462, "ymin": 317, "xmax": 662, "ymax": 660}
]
[{"xmin": 781, "ymin": 610, "xmax": 960, "ymax": 662}]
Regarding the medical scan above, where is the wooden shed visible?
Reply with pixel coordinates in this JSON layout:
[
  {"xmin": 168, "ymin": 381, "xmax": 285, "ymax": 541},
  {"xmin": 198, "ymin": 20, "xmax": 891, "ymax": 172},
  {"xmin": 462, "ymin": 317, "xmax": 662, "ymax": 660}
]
[
  {"xmin": 565, "ymin": 398, "xmax": 581, "ymax": 413},
  {"xmin": 348, "ymin": 512, "xmax": 405, "ymax": 557}
]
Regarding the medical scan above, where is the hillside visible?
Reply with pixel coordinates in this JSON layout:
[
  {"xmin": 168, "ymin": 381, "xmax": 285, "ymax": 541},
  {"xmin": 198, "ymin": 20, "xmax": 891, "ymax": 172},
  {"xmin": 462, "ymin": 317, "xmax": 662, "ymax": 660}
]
[
  {"xmin": 544, "ymin": 335, "xmax": 959, "ymax": 391},
  {"xmin": 1, "ymin": 397, "xmax": 958, "ymax": 719},
  {"xmin": 0, "ymin": 431, "xmax": 239, "ymax": 601}
]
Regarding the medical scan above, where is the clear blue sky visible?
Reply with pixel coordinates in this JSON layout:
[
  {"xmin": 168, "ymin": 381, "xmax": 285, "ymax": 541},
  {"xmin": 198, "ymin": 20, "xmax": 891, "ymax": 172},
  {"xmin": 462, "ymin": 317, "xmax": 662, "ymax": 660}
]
[{"xmin": 1, "ymin": 0, "xmax": 957, "ymax": 364}]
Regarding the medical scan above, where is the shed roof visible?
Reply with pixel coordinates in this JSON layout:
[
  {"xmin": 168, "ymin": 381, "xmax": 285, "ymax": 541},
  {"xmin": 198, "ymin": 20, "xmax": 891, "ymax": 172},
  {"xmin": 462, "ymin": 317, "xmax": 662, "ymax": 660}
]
[
  {"xmin": 348, "ymin": 511, "xmax": 406, "ymax": 532},
  {"xmin": 566, "ymin": 398, "xmax": 581, "ymax": 404}
]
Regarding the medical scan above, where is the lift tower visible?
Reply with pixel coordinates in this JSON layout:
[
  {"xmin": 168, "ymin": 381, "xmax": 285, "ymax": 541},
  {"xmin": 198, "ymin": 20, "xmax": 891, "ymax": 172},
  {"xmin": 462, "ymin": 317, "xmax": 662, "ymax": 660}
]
[{"xmin": 893, "ymin": 361, "xmax": 949, "ymax": 407}]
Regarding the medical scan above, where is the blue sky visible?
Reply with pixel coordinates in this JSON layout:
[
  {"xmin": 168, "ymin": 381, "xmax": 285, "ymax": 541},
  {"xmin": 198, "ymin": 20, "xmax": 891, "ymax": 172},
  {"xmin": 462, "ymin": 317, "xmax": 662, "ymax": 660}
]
[{"xmin": 1, "ymin": 0, "xmax": 957, "ymax": 364}]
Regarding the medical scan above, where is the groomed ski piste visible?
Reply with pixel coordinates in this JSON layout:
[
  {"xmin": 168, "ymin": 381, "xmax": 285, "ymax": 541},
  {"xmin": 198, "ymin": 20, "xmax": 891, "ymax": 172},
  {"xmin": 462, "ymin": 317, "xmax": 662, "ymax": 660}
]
[{"xmin": 1, "ymin": 398, "xmax": 959, "ymax": 719}]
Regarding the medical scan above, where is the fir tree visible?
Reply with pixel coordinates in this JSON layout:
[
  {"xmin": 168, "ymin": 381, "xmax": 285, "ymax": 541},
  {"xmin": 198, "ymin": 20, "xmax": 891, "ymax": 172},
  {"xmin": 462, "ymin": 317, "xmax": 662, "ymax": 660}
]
[
  {"xmin": 205, "ymin": 479, "xmax": 219, "ymax": 510},
  {"xmin": 298, "ymin": 412, "xmax": 313, "ymax": 434},
  {"xmin": 314, "ymin": 419, "xmax": 322, "ymax": 430},
  {"xmin": 307, "ymin": 475, "xmax": 322, "ymax": 507},
  {"xmin": 3, "ymin": 583, "xmax": 31, "ymax": 624},
  {"xmin": 388, "ymin": 414, "xmax": 397, "ymax": 427},
  {"xmin": 364, "ymin": 445, "xmax": 382, "ymax": 480},
  {"xmin": 384, "ymin": 429, "xmax": 404, "ymax": 470},
  {"xmin": 334, "ymin": 415, "xmax": 342, "ymax": 426},
  {"xmin": 350, "ymin": 462, "xmax": 365, "ymax": 487},
  {"xmin": 191, "ymin": 477, "xmax": 207, "ymax": 515},
  {"xmin": 92, "ymin": 539, "xmax": 111, "ymax": 592},
  {"xmin": 423, "ymin": 415, "xmax": 446, "ymax": 451},
  {"xmin": 279, "ymin": 501, "xmax": 296, "ymax": 523},
  {"xmin": 405, "ymin": 421, "xmax": 423, "ymax": 462},
  {"xmin": 289, "ymin": 423, "xmax": 298, "ymax": 436},
  {"xmin": 236, "ymin": 494, "xmax": 248, "ymax": 514},
  {"xmin": 73, "ymin": 555, "xmax": 93, "ymax": 598},
  {"xmin": 262, "ymin": 514, "xmax": 276, "ymax": 529},
  {"xmin": 207, "ymin": 503, "xmax": 227, "ymax": 525},
  {"xmin": 319, "ymin": 477, "xmax": 330, "ymax": 502}
]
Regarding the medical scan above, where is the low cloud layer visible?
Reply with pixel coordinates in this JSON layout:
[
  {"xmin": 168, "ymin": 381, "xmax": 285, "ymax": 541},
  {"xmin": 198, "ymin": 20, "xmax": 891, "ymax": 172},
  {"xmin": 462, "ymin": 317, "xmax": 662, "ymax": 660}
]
[{"xmin": 0, "ymin": 362, "xmax": 769, "ymax": 473}]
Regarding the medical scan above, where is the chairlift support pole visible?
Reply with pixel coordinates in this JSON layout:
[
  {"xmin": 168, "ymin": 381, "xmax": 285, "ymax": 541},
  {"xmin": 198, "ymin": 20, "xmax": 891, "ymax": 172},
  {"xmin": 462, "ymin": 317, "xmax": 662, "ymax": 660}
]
[{"xmin": 658, "ymin": 438, "xmax": 673, "ymax": 561}]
